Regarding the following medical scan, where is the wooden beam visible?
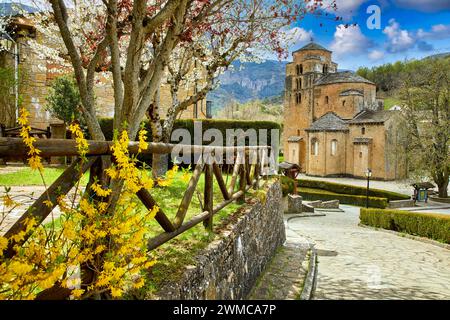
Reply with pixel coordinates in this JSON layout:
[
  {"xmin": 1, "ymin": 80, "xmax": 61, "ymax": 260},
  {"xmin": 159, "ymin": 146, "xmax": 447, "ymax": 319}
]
[
  {"xmin": 136, "ymin": 188, "xmax": 175, "ymax": 232},
  {"xmin": 0, "ymin": 137, "xmax": 268, "ymax": 157},
  {"xmin": 3, "ymin": 157, "xmax": 97, "ymax": 259},
  {"xmin": 172, "ymin": 161, "xmax": 204, "ymax": 228},
  {"xmin": 212, "ymin": 163, "xmax": 230, "ymax": 200},
  {"xmin": 227, "ymin": 152, "xmax": 242, "ymax": 195},
  {"xmin": 148, "ymin": 211, "xmax": 210, "ymax": 251}
]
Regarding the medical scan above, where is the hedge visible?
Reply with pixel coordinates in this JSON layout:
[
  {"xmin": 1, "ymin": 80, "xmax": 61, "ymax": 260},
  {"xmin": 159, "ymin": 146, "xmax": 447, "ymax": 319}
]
[
  {"xmin": 298, "ymin": 179, "xmax": 409, "ymax": 201},
  {"xmin": 98, "ymin": 118, "xmax": 281, "ymax": 146},
  {"xmin": 99, "ymin": 118, "xmax": 281, "ymax": 166},
  {"xmin": 279, "ymin": 177, "xmax": 388, "ymax": 208},
  {"xmin": 299, "ymin": 188, "xmax": 388, "ymax": 208},
  {"xmin": 360, "ymin": 208, "xmax": 450, "ymax": 244}
]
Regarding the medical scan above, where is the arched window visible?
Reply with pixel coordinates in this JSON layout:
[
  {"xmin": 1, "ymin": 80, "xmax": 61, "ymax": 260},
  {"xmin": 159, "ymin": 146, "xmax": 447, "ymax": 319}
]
[
  {"xmin": 300, "ymin": 64, "xmax": 303, "ymax": 74},
  {"xmin": 311, "ymin": 138, "xmax": 319, "ymax": 156},
  {"xmin": 361, "ymin": 127, "xmax": 366, "ymax": 135},
  {"xmin": 296, "ymin": 78, "xmax": 302, "ymax": 90},
  {"xmin": 296, "ymin": 64, "xmax": 303, "ymax": 75},
  {"xmin": 323, "ymin": 65, "xmax": 328, "ymax": 74},
  {"xmin": 296, "ymin": 93, "xmax": 302, "ymax": 104},
  {"xmin": 325, "ymin": 96, "xmax": 329, "ymax": 104},
  {"xmin": 342, "ymin": 100, "xmax": 346, "ymax": 107},
  {"xmin": 331, "ymin": 139, "xmax": 337, "ymax": 156}
]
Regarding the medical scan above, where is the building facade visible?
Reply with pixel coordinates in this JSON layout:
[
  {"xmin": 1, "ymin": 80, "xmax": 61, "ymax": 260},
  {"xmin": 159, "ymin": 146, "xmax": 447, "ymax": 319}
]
[
  {"xmin": 0, "ymin": 5, "xmax": 210, "ymax": 130},
  {"xmin": 283, "ymin": 42, "xmax": 406, "ymax": 180}
]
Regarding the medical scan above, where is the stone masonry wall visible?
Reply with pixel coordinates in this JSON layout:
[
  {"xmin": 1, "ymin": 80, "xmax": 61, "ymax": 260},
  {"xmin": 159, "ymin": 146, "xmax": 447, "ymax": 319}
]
[{"xmin": 153, "ymin": 181, "xmax": 285, "ymax": 300}]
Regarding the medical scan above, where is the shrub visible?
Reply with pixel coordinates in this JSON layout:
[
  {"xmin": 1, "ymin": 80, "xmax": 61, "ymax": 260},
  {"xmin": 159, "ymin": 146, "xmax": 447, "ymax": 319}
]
[
  {"xmin": 280, "ymin": 176, "xmax": 296, "ymax": 197},
  {"xmin": 45, "ymin": 75, "xmax": 81, "ymax": 123},
  {"xmin": 297, "ymin": 179, "xmax": 409, "ymax": 201},
  {"xmin": 99, "ymin": 118, "xmax": 281, "ymax": 145},
  {"xmin": 299, "ymin": 188, "xmax": 388, "ymax": 208},
  {"xmin": 360, "ymin": 208, "xmax": 450, "ymax": 243}
]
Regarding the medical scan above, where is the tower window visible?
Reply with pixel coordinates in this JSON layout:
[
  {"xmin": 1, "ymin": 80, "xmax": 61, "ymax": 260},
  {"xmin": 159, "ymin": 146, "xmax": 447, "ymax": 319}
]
[
  {"xmin": 325, "ymin": 96, "xmax": 329, "ymax": 104},
  {"xmin": 342, "ymin": 100, "xmax": 346, "ymax": 107},
  {"xmin": 296, "ymin": 64, "xmax": 303, "ymax": 75},
  {"xmin": 323, "ymin": 65, "xmax": 328, "ymax": 74},
  {"xmin": 296, "ymin": 78, "xmax": 302, "ymax": 90},
  {"xmin": 361, "ymin": 127, "xmax": 366, "ymax": 135},
  {"xmin": 331, "ymin": 139, "xmax": 337, "ymax": 156},
  {"xmin": 296, "ymin": 93, "xmax": 302, "ymax": 104},
  {"xmin": 311, "ymin": 138, "xmax": 319, "ymax": 156}
]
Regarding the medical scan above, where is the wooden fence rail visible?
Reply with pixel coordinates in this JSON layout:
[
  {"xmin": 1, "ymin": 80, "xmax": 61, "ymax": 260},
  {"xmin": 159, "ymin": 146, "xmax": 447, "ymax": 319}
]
[{"xmin": 1, "ymin": 137, "xmax": 272, "ymax": 299}]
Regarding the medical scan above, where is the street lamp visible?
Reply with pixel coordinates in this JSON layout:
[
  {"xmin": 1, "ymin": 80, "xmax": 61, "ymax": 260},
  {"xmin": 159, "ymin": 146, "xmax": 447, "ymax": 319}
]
[{"xmin": 365, "ymin": 168, "xmax": 372, "ymax": 208}]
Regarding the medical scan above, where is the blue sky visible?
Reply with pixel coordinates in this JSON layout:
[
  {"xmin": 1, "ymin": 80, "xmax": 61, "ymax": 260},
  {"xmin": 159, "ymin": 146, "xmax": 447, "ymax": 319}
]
[{"xmin": 286, "ymin": 0, "xmax": 450, "ymax": 70}]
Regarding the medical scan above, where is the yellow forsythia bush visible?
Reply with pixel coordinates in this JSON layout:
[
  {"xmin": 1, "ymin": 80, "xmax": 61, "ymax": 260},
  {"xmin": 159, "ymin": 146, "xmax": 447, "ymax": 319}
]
[{"xmin": 0, "ymin": 109, "xmax": 177, "ymax": 299}]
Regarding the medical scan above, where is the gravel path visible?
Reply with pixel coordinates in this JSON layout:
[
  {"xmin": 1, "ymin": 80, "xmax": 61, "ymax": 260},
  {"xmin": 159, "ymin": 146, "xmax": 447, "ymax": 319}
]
[{"xmin": 287, "ymin": 205, "xmax": 450, "ymax": 300}]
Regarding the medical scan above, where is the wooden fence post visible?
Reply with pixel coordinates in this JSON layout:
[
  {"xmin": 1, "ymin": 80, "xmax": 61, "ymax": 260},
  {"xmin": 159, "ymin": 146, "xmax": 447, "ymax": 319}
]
[
  {"xmin": 238, "ymin": 161, "xmax": 246, "ymax": 204},
  {"xmin": 203, "ymin": 164, "xmax": 213, "ymax": 231}
]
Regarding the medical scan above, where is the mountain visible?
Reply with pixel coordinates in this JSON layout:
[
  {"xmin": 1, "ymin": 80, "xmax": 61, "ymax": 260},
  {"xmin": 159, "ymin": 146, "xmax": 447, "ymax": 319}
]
[
  {"xmin": 208, "ymin": 60, "xmax": 288, "ymax": 111},
  {"xmin": 423, "ymin": 52, "xmax": 450, "ymax": 60}
]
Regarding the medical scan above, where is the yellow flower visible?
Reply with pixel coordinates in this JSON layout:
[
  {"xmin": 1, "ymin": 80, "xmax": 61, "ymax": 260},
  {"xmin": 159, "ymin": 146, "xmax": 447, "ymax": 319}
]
[
  {"xmin": 43, "ymin": 200, "xmax": 53, "ymax": 208},
  {"xmin": 110, "ymin": 287, "xmax": 123, "ymax": 298},
  {"xmin": 133, "ymin": 277, "xmax": 145, "ymax": 289},
  {"xmin": 0, "ymin": 236, "xmax": 8, "ymax": 255},
  {"xmin": 91, "ymin": 183, "xmax": 112, "ymax": 198},
  {"xmin": 2, "ymin": 195, "xmax": 15, "ymax": 207},
  {"xmin": 71, "ymin": 289, "xmax": 84, "ymax": 299},
  {"xmin": 138, "ymin": 127, "xmax": 148, "ymax": 153}
]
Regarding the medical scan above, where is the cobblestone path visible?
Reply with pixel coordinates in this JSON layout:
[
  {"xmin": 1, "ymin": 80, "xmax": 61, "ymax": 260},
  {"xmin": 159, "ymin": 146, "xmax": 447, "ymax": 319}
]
[{"xmin": 287, "ymin": 205, "xmax": 450, "ymax": 300}]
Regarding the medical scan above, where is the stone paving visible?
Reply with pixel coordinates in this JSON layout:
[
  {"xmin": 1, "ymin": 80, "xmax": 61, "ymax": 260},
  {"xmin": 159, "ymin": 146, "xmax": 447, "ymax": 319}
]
[
  {"xmin": 248, "ymin": 242, "xmax": 310, "ymax": 300},
  {"xmin": 0, "ymin": 185, "xmax": 80, "ymax": 235},
  {"xmin": 287, "ymin": 205, "xmax": 450, "ymax": 300}
]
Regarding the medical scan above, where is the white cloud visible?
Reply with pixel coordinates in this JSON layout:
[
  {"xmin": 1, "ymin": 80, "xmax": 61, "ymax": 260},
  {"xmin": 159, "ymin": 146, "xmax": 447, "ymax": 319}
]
[
  {"xmin": 417, "ymin": 24, "xmax": 450, "ymax": 40},
  {"xmin": 383, "ymin": 19, "xmax": 415, "ymax": 53},
  {"xmin": 282, "ymin": 27, "xmax": 314, "ymax": 45},
  {"xmin": 393, "ymin": 0, "xmax": 450, "ymax": 12},
  {"xmin": 330, "ymin": 24, "xmax": 373, "ymax": 57},
  {"xmin": 368, "ymin": 50, "xmax": 385, "ymax": 61}
]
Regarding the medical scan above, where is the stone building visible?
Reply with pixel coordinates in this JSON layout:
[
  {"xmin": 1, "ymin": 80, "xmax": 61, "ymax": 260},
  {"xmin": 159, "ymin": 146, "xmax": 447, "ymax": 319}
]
[
  {"xmin": 0, "ymin": 4, "xmax": 210, "ymax": 130},
  {"xmin": 283, "ymin": 42, "xmax": 406, "ymax": 180}
]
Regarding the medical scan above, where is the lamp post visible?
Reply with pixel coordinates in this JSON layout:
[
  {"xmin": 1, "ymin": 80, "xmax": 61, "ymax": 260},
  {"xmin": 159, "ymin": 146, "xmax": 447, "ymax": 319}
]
[{"xmin": 365, "ymin": 168, "xmax": 372, "ymax": 208}]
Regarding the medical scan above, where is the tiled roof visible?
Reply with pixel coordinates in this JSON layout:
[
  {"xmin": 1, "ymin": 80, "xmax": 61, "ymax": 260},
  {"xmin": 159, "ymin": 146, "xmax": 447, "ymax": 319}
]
[
  {"xmin": 348, "ymin": 109, "xmax": 391, "ymax": 124},
  {"xmin": 306, "ymin": 112, "xmax": 349, "ymax": 132},
  {"xmin": 314, "ymin": 71, "xmax": 374, "ymax": 86},
  {"xmin": 293, "ymin": 42, "xmax": 331, "ymax": 53}
]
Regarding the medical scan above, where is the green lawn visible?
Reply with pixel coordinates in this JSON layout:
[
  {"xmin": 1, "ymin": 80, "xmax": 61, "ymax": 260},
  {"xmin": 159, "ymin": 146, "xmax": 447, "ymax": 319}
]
[
  {"xmin": 0, "ymin": 167, "xmax": 89, "ymax": 186},
  {"xmin": 383, "ymin": 97, "xmax": 402, "ymax": 110}
]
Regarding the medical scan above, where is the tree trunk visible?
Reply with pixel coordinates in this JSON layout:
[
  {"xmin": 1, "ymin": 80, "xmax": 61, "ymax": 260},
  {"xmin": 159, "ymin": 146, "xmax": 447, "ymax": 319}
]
[{"xmin": 437, "ymin": 178, "xmax": 449, "ymax": 198}]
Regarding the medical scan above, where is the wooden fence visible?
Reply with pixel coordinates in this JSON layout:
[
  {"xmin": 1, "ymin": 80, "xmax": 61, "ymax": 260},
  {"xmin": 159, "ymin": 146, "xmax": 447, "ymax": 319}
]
[{"xmin": 0, "ymin": 137, "xmax": 271, "ymax": 299}]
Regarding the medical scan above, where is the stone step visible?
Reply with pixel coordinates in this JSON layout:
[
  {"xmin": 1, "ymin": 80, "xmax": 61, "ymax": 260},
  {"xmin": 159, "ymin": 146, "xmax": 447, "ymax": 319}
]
[{"xmin": 248, "ymin": 244, "xmax": 310, "ymax": 300}]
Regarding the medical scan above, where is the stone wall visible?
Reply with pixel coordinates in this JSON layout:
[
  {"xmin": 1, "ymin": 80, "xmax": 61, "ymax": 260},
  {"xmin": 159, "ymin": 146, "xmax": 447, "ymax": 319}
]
[{"xmin": 153, "ymin": 181, "xmax": 285, "ymax": 300}]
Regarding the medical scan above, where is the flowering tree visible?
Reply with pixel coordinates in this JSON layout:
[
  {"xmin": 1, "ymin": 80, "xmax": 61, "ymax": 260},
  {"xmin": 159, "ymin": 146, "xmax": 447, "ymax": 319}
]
[{"xmin": 27, "ymin": 0, "xmax": 332, "ymax": 139}]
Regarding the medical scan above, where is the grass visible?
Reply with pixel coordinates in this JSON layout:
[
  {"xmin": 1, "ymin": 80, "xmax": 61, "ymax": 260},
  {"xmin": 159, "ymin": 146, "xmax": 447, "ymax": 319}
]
[
  {"xmin": 0, "ymin": 167, "xmax": 89, "ymax": 186},
  {"xmin": 383, "ymin": 97, "xmax": 402, "ymax": 110},
  {"xmin": 2, "ymin": 164, "xmax": 269, "ymax": 297}
]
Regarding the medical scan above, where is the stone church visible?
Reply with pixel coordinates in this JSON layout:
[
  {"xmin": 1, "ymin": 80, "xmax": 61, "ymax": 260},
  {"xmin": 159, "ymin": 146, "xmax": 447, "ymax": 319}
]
[{"xmin": 283, "ymin": 42, "xmax": 406, "ymax": 180}]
